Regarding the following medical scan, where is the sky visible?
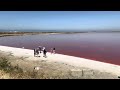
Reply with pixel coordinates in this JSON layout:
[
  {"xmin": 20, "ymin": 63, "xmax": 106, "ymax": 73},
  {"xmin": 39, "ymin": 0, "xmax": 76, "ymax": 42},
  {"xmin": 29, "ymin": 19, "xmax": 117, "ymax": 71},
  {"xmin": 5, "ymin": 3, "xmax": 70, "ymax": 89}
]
[{"xmin": 0, "ymin": 11, "xmax": 120, "ymax": 31}]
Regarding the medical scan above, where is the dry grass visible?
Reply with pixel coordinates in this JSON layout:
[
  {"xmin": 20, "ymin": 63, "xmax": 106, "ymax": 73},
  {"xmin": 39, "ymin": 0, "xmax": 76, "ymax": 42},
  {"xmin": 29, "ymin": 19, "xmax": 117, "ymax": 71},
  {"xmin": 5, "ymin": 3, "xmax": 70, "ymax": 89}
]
[
  {"xmin": 0, "ymin": 70, "xmax": 11, "ymax": 79},
  {"xmin": 0, "ymin": 51, "xmax": 118, "ymax": 79}
]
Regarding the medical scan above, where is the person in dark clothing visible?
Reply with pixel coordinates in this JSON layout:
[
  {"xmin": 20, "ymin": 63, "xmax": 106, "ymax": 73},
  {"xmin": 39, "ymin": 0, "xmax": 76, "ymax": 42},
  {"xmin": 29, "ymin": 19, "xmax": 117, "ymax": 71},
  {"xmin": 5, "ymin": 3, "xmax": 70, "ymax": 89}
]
[
  {"xmin": 38, "ymin": 46, "xmax": 42, "ymax": 53},
  {"xmin": 36, "ymin": 48, "xmax": 39, "ymax": 55},
  {"xmin": 34, "ymin": 49, "xmax": 36, "ymax": 57},
  {"xmin": 43, "ymin": 49, "xmax": 47, "ymax": 58},
  {"xmin": 53, "ymin": 48, "xmax": 55, "ymax": 54},
  {"xmin": 34, "ymin": 48, "xmax": 39, "ymax": 57}
]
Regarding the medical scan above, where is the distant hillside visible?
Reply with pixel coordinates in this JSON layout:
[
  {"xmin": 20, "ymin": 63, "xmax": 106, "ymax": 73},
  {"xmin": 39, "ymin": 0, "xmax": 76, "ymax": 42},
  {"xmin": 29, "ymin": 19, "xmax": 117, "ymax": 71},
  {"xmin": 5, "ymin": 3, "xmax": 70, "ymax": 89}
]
[{"xmin": 0, "ymin": 29, "xmax": 120, "ymax": 33}]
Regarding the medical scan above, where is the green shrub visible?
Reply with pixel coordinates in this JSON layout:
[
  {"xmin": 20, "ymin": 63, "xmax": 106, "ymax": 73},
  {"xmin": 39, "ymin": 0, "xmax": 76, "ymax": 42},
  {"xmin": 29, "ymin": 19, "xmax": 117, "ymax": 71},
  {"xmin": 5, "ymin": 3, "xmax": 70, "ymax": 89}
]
[
  {"xmin": 0, "ymin": 57, "xmax": 38, "ymax": 79},
  {"xmin": 0, "ymin": 57, "xmax": 23, "ymax": 73},
  {"xmin": 0, "ymin": 57, "xmax": 11, "ymax": 71}
]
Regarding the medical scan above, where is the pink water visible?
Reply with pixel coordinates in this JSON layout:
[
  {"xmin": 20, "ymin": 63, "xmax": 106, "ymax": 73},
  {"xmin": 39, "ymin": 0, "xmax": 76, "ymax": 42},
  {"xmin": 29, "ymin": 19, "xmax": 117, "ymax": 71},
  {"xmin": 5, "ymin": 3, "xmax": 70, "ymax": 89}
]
[{"xmin": 0, "ymin": 32, "xmax": 120, "ymax": 65}]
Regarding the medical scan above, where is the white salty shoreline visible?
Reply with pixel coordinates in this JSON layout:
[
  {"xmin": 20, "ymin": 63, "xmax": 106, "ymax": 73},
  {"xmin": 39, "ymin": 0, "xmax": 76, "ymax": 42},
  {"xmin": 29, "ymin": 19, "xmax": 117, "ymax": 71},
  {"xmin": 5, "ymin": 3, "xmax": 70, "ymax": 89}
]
[{"xmin": 0, "ymin": 45, "xmax": 120, "ymax": 76}]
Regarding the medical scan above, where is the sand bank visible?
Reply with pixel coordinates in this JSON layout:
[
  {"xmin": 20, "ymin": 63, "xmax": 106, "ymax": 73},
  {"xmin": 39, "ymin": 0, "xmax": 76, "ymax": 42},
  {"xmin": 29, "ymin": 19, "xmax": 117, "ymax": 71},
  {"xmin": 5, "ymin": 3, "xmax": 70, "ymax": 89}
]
[{"xmin": 0, "ymin": 45, "xmax": 120, "ymax": 76}]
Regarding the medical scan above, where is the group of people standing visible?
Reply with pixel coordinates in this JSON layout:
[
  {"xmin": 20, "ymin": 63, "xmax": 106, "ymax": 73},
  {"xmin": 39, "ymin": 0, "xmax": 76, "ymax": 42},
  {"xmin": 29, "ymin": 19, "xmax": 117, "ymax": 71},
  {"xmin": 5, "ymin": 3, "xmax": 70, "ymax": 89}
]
[{"xmin": 34, "ymin": 46, "xmax": 55, "ymax": 58}]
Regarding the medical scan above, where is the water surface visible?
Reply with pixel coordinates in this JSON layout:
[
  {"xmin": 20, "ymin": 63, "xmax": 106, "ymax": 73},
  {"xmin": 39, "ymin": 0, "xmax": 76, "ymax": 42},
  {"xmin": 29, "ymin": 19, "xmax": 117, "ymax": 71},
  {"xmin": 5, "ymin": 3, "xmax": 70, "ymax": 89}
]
[{"xmin": 0, "ymin": 32, "xmax": 120, "ymax": 65}]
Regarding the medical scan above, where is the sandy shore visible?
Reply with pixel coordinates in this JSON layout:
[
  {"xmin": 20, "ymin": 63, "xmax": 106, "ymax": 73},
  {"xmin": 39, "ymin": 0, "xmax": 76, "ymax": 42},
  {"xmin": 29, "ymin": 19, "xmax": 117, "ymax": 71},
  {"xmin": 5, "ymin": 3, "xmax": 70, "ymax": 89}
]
[{"xmin": 0, "ymin": 45, "xmax": 120, "ymax": 77}]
